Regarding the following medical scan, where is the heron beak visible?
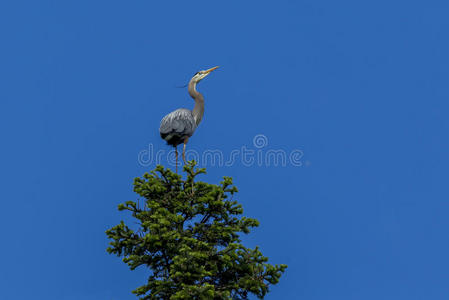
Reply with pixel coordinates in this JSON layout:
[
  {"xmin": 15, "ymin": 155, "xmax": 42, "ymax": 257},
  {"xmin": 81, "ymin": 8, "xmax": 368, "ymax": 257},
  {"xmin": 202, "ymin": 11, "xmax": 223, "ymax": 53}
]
[{"xmin": 204, "ymin": 66, "xmax": 219, "ymax": 74}]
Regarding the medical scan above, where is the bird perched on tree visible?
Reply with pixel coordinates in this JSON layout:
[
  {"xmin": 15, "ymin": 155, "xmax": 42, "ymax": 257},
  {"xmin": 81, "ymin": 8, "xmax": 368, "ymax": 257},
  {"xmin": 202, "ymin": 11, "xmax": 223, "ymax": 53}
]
[{"xmin": 159, "ymin": 66, "xmax": 219, "ymax": 172}]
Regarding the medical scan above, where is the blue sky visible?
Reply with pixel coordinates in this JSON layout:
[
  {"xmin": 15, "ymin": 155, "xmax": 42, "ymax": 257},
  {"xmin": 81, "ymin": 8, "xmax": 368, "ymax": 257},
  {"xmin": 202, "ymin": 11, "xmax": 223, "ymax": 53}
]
[{"xmin": 1, "ymin": 0, "xmax": 448, "ymax": 299}]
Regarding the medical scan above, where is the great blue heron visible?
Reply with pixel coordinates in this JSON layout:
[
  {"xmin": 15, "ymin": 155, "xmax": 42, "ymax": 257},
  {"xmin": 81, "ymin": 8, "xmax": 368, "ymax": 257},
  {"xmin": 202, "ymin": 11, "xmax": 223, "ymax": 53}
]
[{"xmin": 159, "ymin": 66, "xmax": 219, "ymax": 172}]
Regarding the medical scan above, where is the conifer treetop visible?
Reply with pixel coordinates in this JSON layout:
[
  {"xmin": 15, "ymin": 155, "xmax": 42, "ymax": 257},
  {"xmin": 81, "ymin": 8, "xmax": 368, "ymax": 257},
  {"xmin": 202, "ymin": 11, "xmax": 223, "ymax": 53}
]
[{"xmin": 106, "ymin": 162, "xmax": 287, "ymax": 299}]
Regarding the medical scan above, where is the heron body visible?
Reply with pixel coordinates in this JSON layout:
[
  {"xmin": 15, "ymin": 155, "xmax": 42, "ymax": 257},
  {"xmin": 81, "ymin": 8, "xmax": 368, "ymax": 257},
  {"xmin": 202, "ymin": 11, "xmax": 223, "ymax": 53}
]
[
  {"xmin": 159, "ymin": 108, "xmax": 197, "ymax": 147},
  {"xmin": 159, "ymin": 66, "xmax": 218, "ymax": 171}
]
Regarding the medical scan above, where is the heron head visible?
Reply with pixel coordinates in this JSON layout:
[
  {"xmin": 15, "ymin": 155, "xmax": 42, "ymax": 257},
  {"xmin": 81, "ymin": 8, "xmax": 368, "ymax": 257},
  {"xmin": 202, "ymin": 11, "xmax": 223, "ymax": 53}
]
[{"xmin": 192, "ymin": 66, "xmax": 219, "ymax": 83}]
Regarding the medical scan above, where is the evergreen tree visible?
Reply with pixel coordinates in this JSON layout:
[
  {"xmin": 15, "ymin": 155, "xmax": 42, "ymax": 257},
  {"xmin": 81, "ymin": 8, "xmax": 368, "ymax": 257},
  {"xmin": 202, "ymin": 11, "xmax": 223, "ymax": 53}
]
[{"xmin": 106, "ymin": 162, "xmax": 287, "ymax": 299}]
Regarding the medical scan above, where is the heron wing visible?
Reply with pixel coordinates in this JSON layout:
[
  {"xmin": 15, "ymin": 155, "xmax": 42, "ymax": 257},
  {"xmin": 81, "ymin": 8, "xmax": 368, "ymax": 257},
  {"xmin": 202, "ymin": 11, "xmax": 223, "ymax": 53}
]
[{"xmin": 159, "ymin": 108, "xmax": 197, "ymax": 145}]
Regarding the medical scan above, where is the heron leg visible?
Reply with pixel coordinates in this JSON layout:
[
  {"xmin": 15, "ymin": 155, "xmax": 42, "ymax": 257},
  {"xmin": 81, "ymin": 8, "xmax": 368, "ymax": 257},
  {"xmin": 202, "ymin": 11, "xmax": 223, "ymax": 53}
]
[
  {"xmin": 175, "ymin": 147, "xmax": 178, "ymax": 173},
  {"xmin": 182, "ymin": 138, "xmax": 189, "ymax": 165}
]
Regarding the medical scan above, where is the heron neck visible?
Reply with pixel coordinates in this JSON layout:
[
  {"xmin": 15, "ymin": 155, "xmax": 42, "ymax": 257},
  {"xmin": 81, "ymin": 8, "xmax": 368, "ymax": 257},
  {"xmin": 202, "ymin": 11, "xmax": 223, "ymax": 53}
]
[{"xmin": 188, "ymin": 80, "xmax": 204, "ymax": 125}]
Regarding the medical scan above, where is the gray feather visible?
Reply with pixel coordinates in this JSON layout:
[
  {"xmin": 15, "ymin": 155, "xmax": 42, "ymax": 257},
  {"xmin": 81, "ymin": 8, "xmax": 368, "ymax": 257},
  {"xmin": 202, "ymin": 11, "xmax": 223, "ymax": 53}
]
[{"xmin": 159, "ymin": 108, "xmax": 197, "ymax": 146}]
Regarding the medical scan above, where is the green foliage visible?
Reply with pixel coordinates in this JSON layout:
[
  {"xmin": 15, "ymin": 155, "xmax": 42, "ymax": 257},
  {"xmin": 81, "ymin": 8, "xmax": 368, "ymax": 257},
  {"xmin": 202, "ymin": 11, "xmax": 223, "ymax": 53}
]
[{"xmin": 106, "ymin": 162, "xmax": 287, "ymax": 299}]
